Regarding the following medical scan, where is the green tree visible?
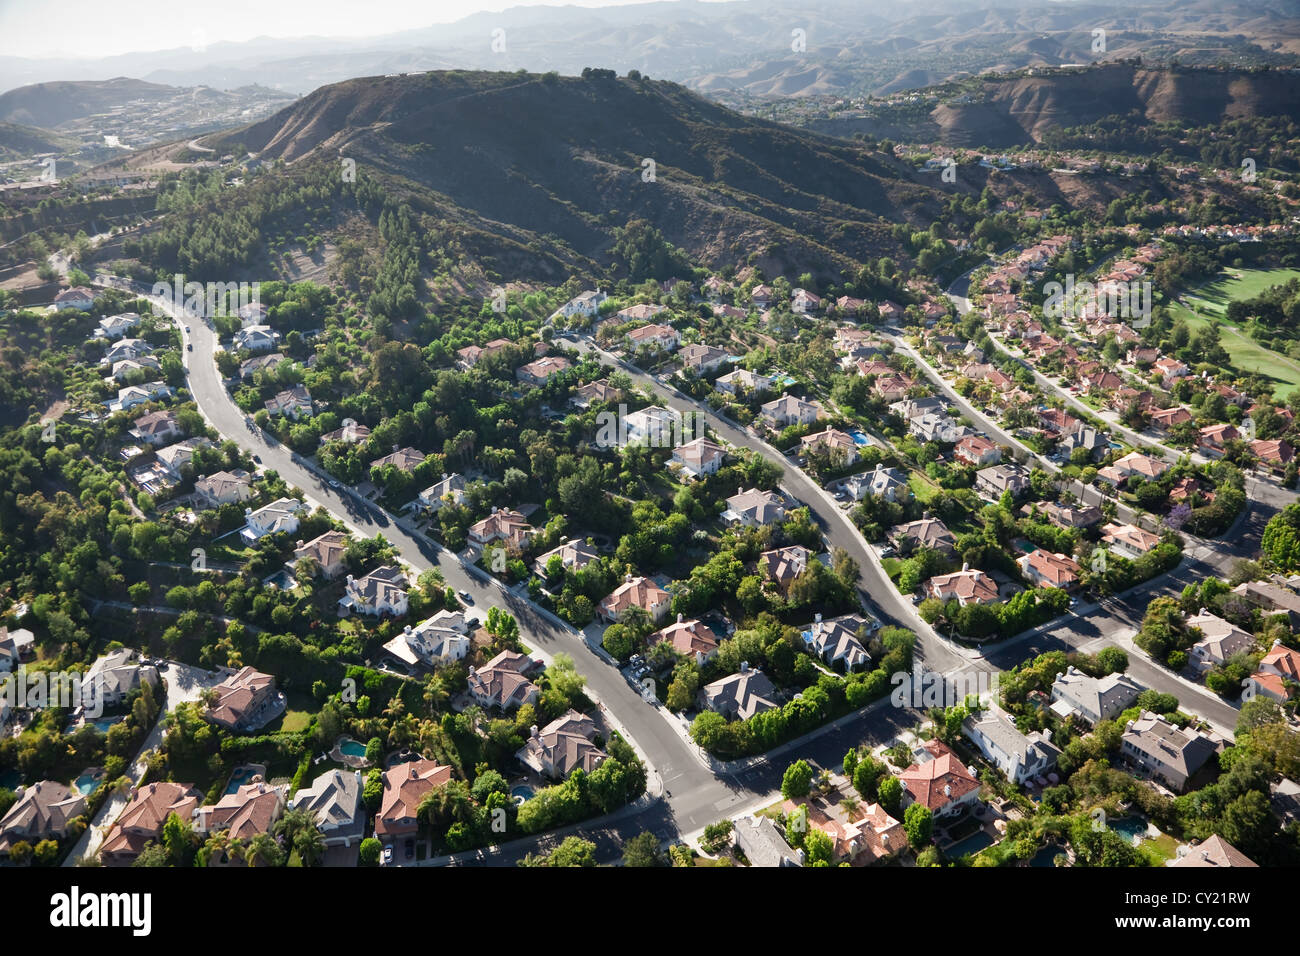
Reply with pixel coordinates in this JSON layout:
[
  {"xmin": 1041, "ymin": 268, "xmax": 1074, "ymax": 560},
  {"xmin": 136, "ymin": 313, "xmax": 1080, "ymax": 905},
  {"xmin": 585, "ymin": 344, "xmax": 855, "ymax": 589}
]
[
  {"xmin": 781, "ymin": 759, "xmax": 814, "ymax": 800},
  {"xmin": 622, "ymin": 831, "xmax": 666, "ymax": 867},
  {"xmin": 903, "ymin": 803, "xmax": 933, "ymax": 848}
]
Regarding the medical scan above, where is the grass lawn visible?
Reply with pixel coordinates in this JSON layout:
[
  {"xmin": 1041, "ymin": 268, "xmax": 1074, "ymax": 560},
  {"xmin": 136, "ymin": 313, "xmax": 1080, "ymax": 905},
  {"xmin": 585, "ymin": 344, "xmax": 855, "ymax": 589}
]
[
  {"xmin": 277, "ymin": 709, "xmax": 312, "ymax": 733},
  {"xmin": 1140, "ymin": 832, "xmax": 1181, "ymax": 864},
  {"xmin": 1168, "ymin": 267, "xmax": 1300, "ymax": 400},
  {"xmin": 908, "ymin": 473, "xmax": 940, "ymax": 503},
  {"xmin": 880, "ymin": 557, "xmax": 903, "ymax": 580}
]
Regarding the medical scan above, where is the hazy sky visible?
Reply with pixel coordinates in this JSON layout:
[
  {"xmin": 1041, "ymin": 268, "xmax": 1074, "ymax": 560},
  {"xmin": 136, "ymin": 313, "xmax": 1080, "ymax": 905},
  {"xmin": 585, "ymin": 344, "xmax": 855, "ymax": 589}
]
[{"xmin": 0, "ymin": 0, "xmax": 678, "ymax": 59}]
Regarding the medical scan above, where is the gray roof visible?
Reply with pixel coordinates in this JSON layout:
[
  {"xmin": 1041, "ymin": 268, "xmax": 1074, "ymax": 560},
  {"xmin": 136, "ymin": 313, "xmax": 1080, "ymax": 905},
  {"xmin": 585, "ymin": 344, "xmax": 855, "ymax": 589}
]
[
  {"xmin": 703, "ymin": 668, "xmax": 778, "ymax": 721},
  {"xmin": 733, "ymin": 814, "xmax": 802, "ymax": 867},
  {"xmin": 1050, "ymin": 665, "xmax": 1143, "ymax": 722},
  {"xmin": 292, "ymin": 769, "xmax": 364, "ymax": 838}
]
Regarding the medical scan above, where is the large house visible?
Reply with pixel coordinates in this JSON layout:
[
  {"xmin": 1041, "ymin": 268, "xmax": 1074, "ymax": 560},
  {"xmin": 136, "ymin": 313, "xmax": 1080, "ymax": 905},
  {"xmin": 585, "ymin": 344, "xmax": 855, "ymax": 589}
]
[
  {"xmin": 759, "ymin": 394, "xmax": 823, "ymax": 428},
  {"xmin": 954, "ymin": 434, "xmax": 1001, "ymax": 467},
  {"xmin": 722, "ymin": 487, "xmax": 786, "ymax": 527},
  {"xmin": 82, "ymin": 648, "xmax": 159, "ymax": 710},
  {"xmin": 319, "ymin": 419, "xmax": 370, "ymax": 445},
  {"xmin": 264, "ymin": 384, "xmax": 313, "ymax": 420},
  {"xmin": 95, "ymin": 312, "xmax": 141, "ymax": 339},
  {"xmin": 234, "ymin": 325, "xmax": 281, "ymax": 352},
  {"xmin": 1246, "ymin": 640, "xmax": 1300, "ymax": 702},
  {"xmin": 107, "ymin": 381, "xmax": 173, "ymax": 412},
  {"xmin": 1018, "ymin": 549, "xmax": 1081, "ymax": 591},
  {"xmin": 1251, "ymin": 439, "xmax": 1295, "ymax": 474},
  {"xmin": 890, "ymin": 516, "xmax": 958, "ymax": 557},
  {"xmin": 651, "ymin": 616, "xmax": 721, "ymax": 663},
  {"xmin": 759, "ymin": 544, "xmax": 810, "ymax": 594},
  {"xmin": 714, "ymin": 368, "xmax": 774, "ymax": 397},
  {"xmin": 291, "ymin": 530, "xmax": 349, "ymax": 579},
  {"xmin": 241, "ymin": 498, "xmax": 308, "ymax": 543},
  {"xmin": 670, "ymin": 437, "xmax": 727, "ymax": 480},
  {"xmin": 899, "ymin": 740, "xmax": 981, "ymax": 818},
  {"xmin": 927, "ymin": 567, "xmax": 999, "ymax": 606},
  {"xmin": 701, "ymin": 664, "xmax": 779, "ymax": 721},
  {"xmin": 532, "ymin": 538, "xmax": 600, "ymax": 579},
  {"xmin": 963, "ymin": 705, "xmax": 1061, "ymax": 785},
  {"xmin": 1198, "ymin": 423, "xmax": 1240, "ymax": 459},
  {"xmin": 156, "ymin": 437, "xmax": 214, "ymax": 478},
  {"xmin": 339, "ymin": 565, "xmax": 409, "ymax": 617},
  {"xmin": 1097, "ymin": 451, "xmax": 1169, "ymax": 487},
  {"xmin": 289, "ymin": 769, "xmax": 365, "ymax": 851},
  {"xmin": 205, "ymin": 666, "xmax": 284, "ymax": 733},
  {"xmin": 382, "ymin": 610, "xmax": 472, "ymax": 669},
  {"xmin": 1231, "ymin": 579, "xmax": 1300, "ymax": 629},
  {"xmin": 799, "ymin": 428, "xmax": 860, "ymax": 466},
  {"xmin": 843, "ymin": 464, "xmax": 908, "ymax": 502},
  {"xmin": 975, "ymin": 463, "xmax": 1030, "ymax": 501},
  {"xmin": 571, "ymin": 379, "xmax": 622, "ymax": 409},
  {"xmin": 624, "ymin": 323, "xmax": 679, "ymax": 353},
  {"xmin": 194, "ymin": 469, "xmax": 254, "ymax": 508},
  {"xmin": 599, "ymin": 575, "xmax": 671, "ymax": 624},
  {"xmin": 517, "ymin": 709, "xmax": 606, "ymax": 778},
  {"xmin": 53, "ymin": 286, "xmax": 95, "ymax": 311},
  {"xmin": 1035, "ymin": 501, "xmax": 1103, "ymax": 529},
  {"xmin": 376, "ymin": 760, "xmax": 454, "ymax": 841},
  {"xmin": 193, "ymin": 778, "xmax": 286, "ymax": 842},
  {"xmin": 0, "ymin": 781, "xmax": 86, "ymax": 857},
  {"xmin": 1186, "ymin": 611, "xmax": 1255, "ymax": 672},
  {"xmin": 1120, "ymin": 711, "xmax": 1219, "ymax": 791},
  {"xmin": 369, "ymin": 446, "xmax": 426, "ymax": 474},
  {"xmin": 239, "ymin": 353, "xmax": 286, "ymax": 381},
  {"xmin": 678, "ymin": 343, "xmax": 730, "ymax": 375},
  {"xmin": 467, "ymin": 651, "xmax": 541, "ymax": 711},
  {"xmin": 129, "ymin": 409, "xmax": 183, "ymax": 446},
  {"xmin": 100, "ymin": 782, "xmax": 203, "ymax": 866},
  {"xmin": 733, "ymin": 813, "xmax": 802, "ymax": 867},
  {"xmin": 1169, "ymin": 834, "xmax": 1257, "ymax": 869},
  {"xmin": 802, "ymin": 613, "xmax": 872, "ymax": 671},
  {"xmin": 549, "ymin": 289, "xmax": 607, "ymax": 322},
  {"xmin": 103, "ymin": 338, "xmax": 152, "ymax": 364},
  {"xmin": 468, "ymin": 508, "xmax": 534, "ymax": 554},
  {"xmin": 516, "ymin": 355, "xmax": 572, "ymax": 385},
  {"xmin": 1050, "ymin": 666, "xmax": 1143, "ymax": 725},
  {"xmin": 1101, "ymin": 522, "xmax": 1161, "ymax": 560}
]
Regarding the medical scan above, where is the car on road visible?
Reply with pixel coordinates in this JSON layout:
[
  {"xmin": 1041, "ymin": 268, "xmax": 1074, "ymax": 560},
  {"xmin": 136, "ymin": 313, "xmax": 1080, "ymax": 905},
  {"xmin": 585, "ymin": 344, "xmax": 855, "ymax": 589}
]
[
  {"xmin": 252, "ymin": 454, "xmax": 261, "ymax": 463},
  {"xmin": 328, "ymin": 479, "xmax": 341, "ymax": 489},
  {"xmin": 186, "ymin": 343, "xmax": 193, "ymax": 351},
  {"xmin": 460, "ymin": 590, "xmax": 474, "ymax": 604}
]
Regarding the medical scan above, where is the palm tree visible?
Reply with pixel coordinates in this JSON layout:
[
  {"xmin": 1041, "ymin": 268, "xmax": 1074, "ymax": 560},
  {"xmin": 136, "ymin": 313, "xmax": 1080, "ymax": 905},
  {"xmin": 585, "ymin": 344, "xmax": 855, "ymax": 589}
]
[{"xmin": 245, "ymin": 832, "xmax": 283, "ymax": 868}]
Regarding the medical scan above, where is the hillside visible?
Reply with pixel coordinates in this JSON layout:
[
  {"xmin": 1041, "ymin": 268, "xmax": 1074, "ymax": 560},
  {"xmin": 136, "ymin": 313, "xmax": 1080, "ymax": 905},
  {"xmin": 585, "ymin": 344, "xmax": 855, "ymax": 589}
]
[
  {"xmin": 0, "ymin": 77, "xmax": 175, "ymax": 128},
  {"xmin": 0, "ymin": 121, "xmax": 75, "ymax": 160},
  {"xmin": 202, "ymin": 70, "xmax": 950, "ymax": 281}
]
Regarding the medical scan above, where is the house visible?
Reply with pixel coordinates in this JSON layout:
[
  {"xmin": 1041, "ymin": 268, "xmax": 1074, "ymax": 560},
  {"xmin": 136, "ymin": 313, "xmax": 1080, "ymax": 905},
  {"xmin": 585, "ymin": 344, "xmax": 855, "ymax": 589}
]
[
  {"xmin": 155, "ymin": 436, "xmax": 213, "ymax": 478},
  {"xmin": 1101, "ymin": 522, "xmax": 1161, "ymax": 559},
  {"xmin": 1096, "ymin": 451, "xmax": 1169, "ymax": 487},
  {"xmin": 53, "ymin": 286, "xmax": 95, "ymax": 311},
  {"xmin": 928, "ymin": 566, "xmax": 999, "ymax": 606},
  {"xmin": 81, "ymin": 648, "xmax": 159, "ymax": 710},
  {"xmin": 571, "ymin": 379, "xmax": 622, "ymax": 409},
  {"xmin": 1169, "ymin": 835, "xmax": 1257, "ymax": 868},
  {"xmin": 624, "ymin": 323, "xmax": 679, "ymax": 353},
  {"xmin": 100, "ymin": 782, "xmax": 203, "ymax": 866},
  {"xmin": 1250, "ymin": 439, "xmax": 1294, "ymax": 473},
  {"xmin": 1150, "ymin": 406, "xmax": 1193, "ymax": 433},
  {"xmin": 234, "ymin": 325, "xmax": 281, "ymax": 352},
  {"xmin": 714, "ymin": 368, "xmax": 774, "ymax": 396},
  {"xmin": 0, "ymin": 781, "xmax": 86, "ymax": 857},
  {"xmin": 733, "ymin": 814, "xmax": 802, "ymax": 867},
  {"xmin": 0, "ymin": 627, "xmax": 34, "ymax": 673},
  {"xmin": 239, "ymin": 352, "xmax": 286, "ymax": 380},
  {"xmin": 1058, "ymin": 427, "xmax": 1107, "ymax": 461},
  {"xmin": 1050, "ymin": 665, "xmax": 1143, "ymax": 725},
  {"xmin": 1197, "ymin": 423, "xmax": 1239, "ymax": 459},
  {"xmin": 889, "ymin": 396, "xmax": 947, "ymax": 423},
  {"xmin": 95, "ymin": 312, "xmax": 141, "ymax": 339},
  {"xmin": 890, "ymin": 517, "xmax": 957, "ymax": 557},
  {"xmin": 678, "ymin": 343, "xmax": 730, "ymax": 375},
  {"xmin": 319, "ymin": 419, "xmax": 370, "ymax": 445},
  {"xmin": 1245, "ymin": 640, "xmax": 1300, "ymax": 702},
  {"xmin": 802, "ymin": 613, "xmax": 872, "ymax": 671},
  {"xmin": 1038, "ymin": 407, "xmax": 1081, "ymax": 437},
  {"xmin": 339, "ymin": 565, "xmax": 408, "ymax": 617},
  {"xmin": 194, "ymin": 469, "xmax": 253, "ymax": 508},
  {"xmin": 237, "ymin": 302, "xmax": 269, "ymax": 327},
  {"xmin": 1121, "ymin": 711, "xmax": 1219, "ymax": 791},
  {"xmin": 954, "ymin": 434, "xmax": 1001, "ymax": 467},
  {"xmin": 759, "ymin": 545, "xmax": 810, "ymax": 593},
  {"xmin": 108, "ymin": 356, "xmax": 162, "ymax": 383},
  {"xmin": 518, "ymin": 709, "xmax": 606, "ymax": 778},
  {"xmin": 750, "ymin": 285, "xmax": 774, "ymax": 309},
  {"xmin": 1154, "ymin": 356, "xmax": 1190, "ymax": 384},
  {"xmin": 194, "ymin": 778, "xmax": 286, "ymax": 841},
  {"xmin": 781, "ymin": 797, "xmax": 903, "ymax": 864},
  {"xmin": 467, "ymin": 651, "xmax": 541, "ymax": 710},
  {"xmin": 1232, "ymin": 579, "xmax": 1300, "ymax": 629},
  {"xmin": 975, "ymin": 463, "xmax": 1030, "ymax": 501},
  {"xmin": 205, "ymin": 666, "xmax": 284, "ymax": 732},
  {"xmin": 844, "ymin": 464, "xmax": 908, "ymax": 502},
  {"xmin": 624, "ymin": 405, "xmax": 684, "ymax": 445},
  {"xmin": 651, "ymin": 615, "xmax": 721, "ymax": 663},
  {"xmin": 290, "ymin": 769, "xmax": 365, "ymax": 849},
  {"xmin": 899, "ymin": 740, "xmax": 982, "ymax": 817},
  {"xmin": 241, "ymin": 498, "xmax": 307, "ymax": 543},
  {"xmin": 723, "ymin": 487, "xmax": 786, "ymax": 527},
  {"xmin": 910, "ymin": 412, "xmax": 967, "ymax": 444},
  {"xmin": 516, "ymin": 355, "xmax": 572, "ymax": 385},
  {"xmin": 383, "ymin": 610, "xmax": 472, "ymax": 669},
  {"xmin": 107, "ymin": 380, "xmax": 173, "ymax": 411},
  {"xmin": 103, "ymin": 338, "xmax": 152, "ymax": 364},
  {"xmin": 369, "ymin": 446, "xmax": 426, "ymax": 474},
  {"xmin": 872, "ymin": 375, "xmax": 914, "ymax": 402},
  {"xmin": 1018, "ymin": 549, "xmax": 1081, "ymax": 590},
  {"xmin": 1186, "ymin": 611, "xmax": 1255, "ymax": 672},
  {"xmin": 760, "ymin": 393, "xmax": 823, "ymax": 428},
  {"xmin": 963, "ymin": 705, "xmax": 1061, "ymax": 785},
  {"xmin": 701, "ymin": 663, "xmax": 779, "ymax": 720},
  {"xmin": 291, "ymin": 530, "xmax": 349, "ymax": 579},
  {"xmin": 533, "ymin": 538, "xmax": 600, "ymax": 579},
  {"xmin": 599, "ymin": 575, "xmax": 671, "ymax": 624},
  {"xmin": 550, "ymin": 289, "xmax": 607, "ymax": 322},
  {"xmin": 616, "ymin": 303, "xmax": 668, "ymax": 324},
  {"xmin": 468, "ymin": 508, "xmax": 533, "ymax": 553},
  {"xmin": 670, "ymin": 437, "xmax": 726, "ymax": 479},
  {"xmin": 1035, "ymin": 501, "xmax": 1103, "ymax": 529},
  {"xmin": 375, "ymin": 759, "xmax": 454, "ymax": 840},
  {"xmin": 1126, "ymin": 347, "xmax": 1161, "ymax": 366},
  {"xmin": 799, "ymin": 427, "xmax": 860, "ymax": 466},
  {"xmin": 791, "ymin": 288, "xmax": 822, "ymax": 313},
  {"xmin": 834, "ymin": 295, "xmax": 869, "ymax": 315},
  {"xmin": 416, "ymin": 473, "xmax": 466, "ymax": 513},
  {"xmin": 264, "ymin": 384, "xmax": 313, "ymax": 420}
]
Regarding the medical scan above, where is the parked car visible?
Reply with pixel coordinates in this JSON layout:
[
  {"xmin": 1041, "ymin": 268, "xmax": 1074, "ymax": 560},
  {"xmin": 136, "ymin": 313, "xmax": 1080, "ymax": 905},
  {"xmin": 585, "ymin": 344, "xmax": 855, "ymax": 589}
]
[
  {"xmin": 460, "ymin": 590, "xmax": 474, "ymax": 604},
  {"xmin": 383, "ymin": 846, "xmax": 393, "ymax": 865}
]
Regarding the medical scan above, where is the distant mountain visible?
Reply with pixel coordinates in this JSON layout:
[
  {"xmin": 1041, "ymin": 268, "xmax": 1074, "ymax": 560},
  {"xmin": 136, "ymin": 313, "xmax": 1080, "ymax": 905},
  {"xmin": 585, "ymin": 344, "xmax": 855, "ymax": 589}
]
[{"xmin": 0, "ymin": 77, "xmax": 176, "ymax": 128}]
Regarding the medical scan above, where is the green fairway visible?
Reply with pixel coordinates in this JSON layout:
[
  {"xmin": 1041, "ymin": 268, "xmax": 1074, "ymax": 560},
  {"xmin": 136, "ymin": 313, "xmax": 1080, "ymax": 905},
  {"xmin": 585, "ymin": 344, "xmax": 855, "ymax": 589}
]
[{"xmin": 1167, "ymin": 267, "xmax": 1300, "ymax": 400}]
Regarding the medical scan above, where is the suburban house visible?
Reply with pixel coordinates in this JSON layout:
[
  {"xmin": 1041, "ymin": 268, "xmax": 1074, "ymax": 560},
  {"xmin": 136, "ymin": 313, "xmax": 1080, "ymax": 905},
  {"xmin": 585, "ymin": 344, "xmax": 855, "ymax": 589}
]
[
  {"xmin": 239, "ymin": 353, "xmax": 286, "ymax": 380},
  {"xmin": 1018, "ymin": 549, "xmax": 1081, "ymax": 590},
  {"xmin": 103, "ymin": 338, "xmax": 152, "ymax": 364},
  {"xmin": 0, "ymin": 626, "xmax": 33, "ymax": 673},
  {"xmin": 290, "ymin": 769, "xmax": 365, "ymax": 851},
  {"xmin": 678, "ymin": 343, "xmax": 731, "ymax": 375},
  {"xmin": 802, "ymin": 613, "xmax": 872, "ymax": 671},
  {"xmin": 781, "ymin": 797, "xmax": 903, "ymax": 865},
  {"xmin": 798, "ymin": 427, "xmax": 860, "ymax": 466},
  {"xmin": 1097, "ymin": 452, "xmax": 1169, "ymax": 486},
  {"xmin": 1150, "ymin": 406, "xmax": 1193, "ymax": 433},
  {"xmin": 1120, "ymin": 711, "xmax": 1219, "ymax": 791},
  {"xmin": 1101, "ymin": 522, "xmax": 1162, "ymax": 559},
  {"xmin": 910, "ymin": 412, "xmax": 967, "ymax": 444},
  {"xmin": 264, "ymin": 384, "xmax": 313, "ymax": 420},
  {"xmin": 319, "ymin": 419, "xmax": 370, "ymax": 445},
  {"xmin": 599, "ymin": 575, "xmax": 671, "ymax": 624},
  {"xmin": 100, "ymin": 782, "xmax": 203, "ymax": 866},
  {"xmin": 234, "ymin": 325, "xmax": 281, "ymax": 352},
  {"xmin": 468, "ymin": 508, "xmax": 534, "ymax": 553},
  {"xmin": 723, "ymin": 487, "xmax": 787, "ymax": 527},
  {"xmin": 651, "ymin": 615, "xmax": 721, "ymax": 663},
  {"xmin": 1154, "ymin": 356, "xmax": 1190, "ymax": 384},
  {"xmin": 0, "ymin": 781, "xmax": 86, "ymax": 857},
  {"xmin": 338, "ymin": 565, "xmax": 409, "ymax": 617},
  {"xmin": 108, "ymin": 355, "xmax": 161, "ymax": 382},
  {"xmin": 549, "ymin": 289, "xmax": 607, "ymax": 322},
  {"xmin": 1035, "ymin": 501, "xmax": 1103, "ymax": 529},
  {"xmin": 872, "ymin": 375, "xmax": 914, "ymax": 403},
  {"xmin": 714, "ymin": 368, "xmax": 774, "ymax": 396},
  {"xmin": 670, "ymin": 437, "xmax": 727, "ymax": 480},
  {"xmin": 899, "ymin": 740, "xmax": 982, "ymax": 817},
  {"xmin": 624, "ymin": 323, "xmax": 680, "ymax": 353},
  {"xmin": 1197, "ymin": 423, "xmax": 1240, "ymax": 459},
  {"xmin": 291, "ymin": 530, "xmax": 350, "ymax": 579},
  {"xmin": 532, "ymin": 538, "xmax": 600, "ymax": 580},
  {"xmin": 1250, "ymin": 439, "xmax": 1295, "ymax": 473},
  {"xmin": 733, "ymin": 814, "xmax": 802, "ymax": 867},
  {"xmin": 467, "ymin": 651, "xmax": 541, "ymax": 711},
  {"xmin": 1049, "ymin": 666, "xmax": 1143, "ymax": 725},
  {"xmin": 193, "ymin": 778, "xmax": 287, "ymax": 842},
  {"xmin": 238, "ymin": 302, "xmax": 269, "ymax": 327},
  {"xmin": 759, "ymin": 545, "xmax": 810, "ymax": 593},
  {"xmin": 81, "ymin": 648, "xmax": 159, "ymax": 710},
  {"xmin": 927, "ymin": 566, "xmax": 999, "ymax": 606},
  {"xmin": 963, "ymin": 705, "xmax": 1061, "ymax": 785},
  {"xmin": 954, "ymin": 434, "xmax": 1001, "ymax": 467},
  {"xmin": 376, "ymin": 760, "xmax": 454, "ymax": 841},
  {"xmin": 370, "ymin": 446, "xmax": 426, "ymax": 474},
  {"xmin": 241, "ymin": 498, "xmax": 308, "ymax": 543},
  {"xmin": 844, "ymin": 464, "xmax": 908, "ymax": 502},
  {"xmin": 517, "ymin": 709, "xmax": 606, "ymax": 778},
  {"xmin": 1186, "ymin": 611, "xmax": 1256, "ymax": 672},
  {"xmin": 701, "ymin": 663, "xmax": 779, "ymax": 720},
  {"xmin": 1231, "ymin": 579, "xmax": 1300, "ymax": 628},
  {"xmin": 410, "ymin": 474, "xmax": 465, "ymax": 515},
  {"xmin": 95, "ymin": 312, "xmax": 141, "ymax": 339},
  {"xmin": 516, "ymin": 355, "xmax": 572, "ymax": 385},
  {"xmin": 750, "ymin": 285, "xmax": 774, "ymax": 309},
  {"xmin": 1058, "ymin": 427, "xmax": 1108, "ymax": 461},
  {"xmin": 1245, "ymin": 641, "xmax": 1300, "ymax": 702},
  {"xmin": 791, "ymin": 288, "xmax": 822, "ymax": 313},
  {"xmin": 107, "ymin": 380, "xmax": 173, "ymax": 412},
  {"xmin": 616, "ymin": 303, "xmax": 669, "ymax": 323},
  {"xmin": 1169, "ymin": 834, "xmax": 1257, "ymax": 868},
  {"xmin": 975, "ymin": 463, "xmax": 1031, "ymax": 501},
  {"xmin": 383, "ymin": 610, "xmax": 472, "ymax": 669},
  {"xmin": 194, "ymin": 469, "xmax": 253, "ymax": 508},
  {"xmin": 53, "ymin": 286, "xmax": 95, "ymax": 311},
  {"xmin": 760, "ymin": 393, "xmax": 823, "ymax": 428},
  {"xmin": 890, "ymin": 517, "xmax": 957, "ymax": 557},
  {"xmin": 205, "ymin": 666, "xmax": 285, "ymax": 732},
  {"xmin": 571, "ymin": 379, "xmax": 622, "ymax": 409},
  {"xmin": 156, "ymin": 437, "xmax": 214, "ymax": 478},
  {"xmin": 624, "ymin": 405, "xmax": 684, "ymax": 445}
]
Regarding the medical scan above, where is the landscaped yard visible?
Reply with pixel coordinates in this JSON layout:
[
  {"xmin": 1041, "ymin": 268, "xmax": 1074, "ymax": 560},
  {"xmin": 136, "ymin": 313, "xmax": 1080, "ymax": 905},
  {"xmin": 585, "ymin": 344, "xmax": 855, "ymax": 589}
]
[{"xmin": 1167, "ymin": 267, "xmax": 1300, "ymax": 400}]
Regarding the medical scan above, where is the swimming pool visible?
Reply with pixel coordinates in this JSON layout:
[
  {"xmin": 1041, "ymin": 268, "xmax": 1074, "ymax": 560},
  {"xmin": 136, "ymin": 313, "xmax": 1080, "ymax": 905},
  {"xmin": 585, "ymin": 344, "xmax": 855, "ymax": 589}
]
[
  {"xmin": 849, "ymin": 431, "xmax": 873, "ymax": 446},
  {"xmin": 511, "ymin": 785, "xmax": 535, "ymax": 804},
  {"xmin": 339, "ymin": 739, "xmax": 367, "ymax": 758},
  {"xmin": 946, "ymin": 830, "xmax": 995, "ymax": 859},
  {"xmin": 73, "ymin": 769, "xmax": 105, "ymax": 796},
  {"xmin": 1109, "ymin": 816, "xmax": 1148, "ymax": 844},
  {"xmin": 224, "ymin": 766, "xmax": 260, "ymax": 795},
  {"xmin": 84, "ymin": 716, "xmax": 124, "ymax": 733}
]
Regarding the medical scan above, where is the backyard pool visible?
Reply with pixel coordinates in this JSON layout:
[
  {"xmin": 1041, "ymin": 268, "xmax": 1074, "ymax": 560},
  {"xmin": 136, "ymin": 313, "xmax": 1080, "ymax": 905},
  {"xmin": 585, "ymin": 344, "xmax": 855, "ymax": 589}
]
[
  {"xmin": 73, "ymin": 769, "xmax": 105, "ymax": 796},
  {"xmin": 848, "ymin": 431, "xmax": 873, "ymax": 446},
  {"xmin": 946, "ymin": 830, "xmax": 995, "ymax": 859},
  {"xmin": 224, "ymin": 765, "xmax": 263, "ymax": 795},
  {"xmin": 339, "ymin": 739, "xmax": 367, "ymax": 759},
  {"xmin": 1109, "ymin": 816, "xmax": 1148, "ymax": 845},
  {"xmin": 511, "ymin": 785, "xmax": 535, "ymax": 804}
]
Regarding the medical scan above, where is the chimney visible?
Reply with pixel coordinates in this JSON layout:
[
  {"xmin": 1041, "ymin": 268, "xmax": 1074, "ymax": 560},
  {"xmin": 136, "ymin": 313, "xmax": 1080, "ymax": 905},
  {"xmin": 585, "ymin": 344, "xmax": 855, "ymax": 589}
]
[
  {"xmin": 677, "ymin": 613, "xmax": 683, "ymax": 624},
  {"xmin": 354, "ymin": 770, "xmax": 362, "ymax": 786},
  {"xmin": 530, "ymin": 725, "xmax": 539, "ymax": 739},
  {"xmin": 961, "ymin": 561, "xmax": 969, "ymax": 572},
  {"xmin": 944, "ymin": 785, "xmax": 952, "ymax": 797},
  {"xmin": 740, "ymin": 661, "xmax": 749, "ymax": 674}
]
